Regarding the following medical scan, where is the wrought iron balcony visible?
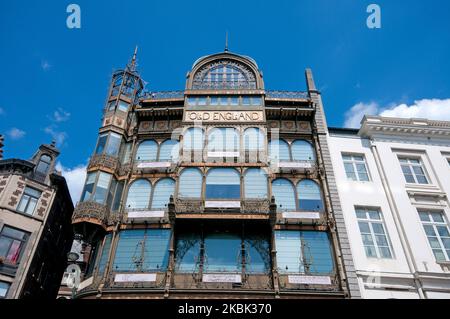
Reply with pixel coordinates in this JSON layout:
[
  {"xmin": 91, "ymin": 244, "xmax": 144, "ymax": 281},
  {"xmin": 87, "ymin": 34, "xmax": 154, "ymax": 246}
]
[
  {"xmin": 72, "ymin": 201, "xmax": 108, "ymax": 230},
  {"xmin": 174, "ymin": 198, "xmax": 271, "ymax": 216},
  {"xmin": 88, "ymin": 154, "xmax": 120, "ymax": 172},
  {"xmin": 171, "ymin": 273, "xmax": 273, "ymax": 291},
  {"xmin": 265, "ymin": 90, "xmax": 310, "ymax": 100}
]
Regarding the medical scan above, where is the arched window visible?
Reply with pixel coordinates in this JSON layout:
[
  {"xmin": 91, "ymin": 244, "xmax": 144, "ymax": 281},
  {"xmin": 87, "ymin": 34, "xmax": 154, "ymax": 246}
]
[
  {"xmin": 125, "ymin": 179, "xmax": 151, "ymax": 209},
  {"xmin": 243, "ymin": 128, "xmax": 264, "ymax": 151},
  {"xmin": 151, "ymin": 178, "xmax": 175, "ymax": 209},
  {"xmin": 135, "ymin": 140, "xmax": 158, "ymax": 161},
  {"xmin": 291, "ymin": 140, "xmax": 315, "ymax": 162},
  {"xmin": 208, "ymin": 128, "xmax": 239, "ymax": 152},
  {"xmin": 178, "ymin": 168, "xmax": 202, "ymax": 198},
  {"xmin": 297, "ymin": 179, "xmax": 324, "ymax": 212},
  {"xmin": 192, "ymin": 61, "xmax": 257, "ymax": 90},
  {"xmin": 244, "ymin": 168, "xmax": 268, "ymax": 199},
  {"xmin": 159, "ymin": 140, "xmax": 179, "ymax": 162},
  {"xmin": 183, "ymin": 128, "xmax": 204, "ymax": 151},
  {"xmin": 268, "ymin": 139, "xmax": 290, "ymax": 162},
  {"xmin": 206, "ymin": 168, "xmax": 240, "ymax": 199},
  {"xmin": 36, "ymin": 154, "xmax": 52, "ymax": 175},
  {"xmin": 271, "ymin": 179, "xmax": 296, "ymax": 211}
]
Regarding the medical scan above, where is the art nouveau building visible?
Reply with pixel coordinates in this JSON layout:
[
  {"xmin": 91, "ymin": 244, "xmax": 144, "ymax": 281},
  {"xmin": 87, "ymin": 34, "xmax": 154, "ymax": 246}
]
[
  {"xmin": 328, "ymin": 116, "xmax": 450, "ymax": 298},
  {"xmin": 71, "ymin": 50, "xmax": 360, "ymax": 299}
]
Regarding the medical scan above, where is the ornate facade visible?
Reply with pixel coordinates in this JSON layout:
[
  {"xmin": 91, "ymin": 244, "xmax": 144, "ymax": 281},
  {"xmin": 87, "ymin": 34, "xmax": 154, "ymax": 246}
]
[{"xmin": 72, "ymin": 50, "xmax": 359, "ymax": 299}]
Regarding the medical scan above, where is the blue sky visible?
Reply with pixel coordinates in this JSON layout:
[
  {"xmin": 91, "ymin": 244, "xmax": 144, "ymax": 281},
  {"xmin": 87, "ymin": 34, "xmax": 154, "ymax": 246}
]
[{"xmin": 1, "ymin": 0, "xmax": 450, "ymax": 175}]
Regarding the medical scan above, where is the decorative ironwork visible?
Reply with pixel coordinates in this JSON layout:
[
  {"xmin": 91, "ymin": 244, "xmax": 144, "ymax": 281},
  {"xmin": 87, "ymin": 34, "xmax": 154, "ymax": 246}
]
[
  {"xmin": 72, "ymin": 201, "xmax": 108, "ymax": 226},
  {"xmin": 266, "ymin": 91, "xmax": 310, "ymax": 100},
  {"xmin": 192, "ymin": 60, "xmax": 257, "ymax": 90},
  {"xmin": 241, "ymin": 199, "xmax": 270, "ymax": 214},
  {"xmin": 174, "ymin": 198, "xmax": 204, "ymax": 213},
  {"xmin": 88, "ymin": 154, "xmax": 119, "ymax": 172}
]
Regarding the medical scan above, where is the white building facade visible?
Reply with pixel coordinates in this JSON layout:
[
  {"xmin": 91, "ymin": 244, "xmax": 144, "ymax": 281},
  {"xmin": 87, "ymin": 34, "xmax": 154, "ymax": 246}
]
[{"xmin": 328, "ymin": 116, "xmax": 450, "ymax": 299}]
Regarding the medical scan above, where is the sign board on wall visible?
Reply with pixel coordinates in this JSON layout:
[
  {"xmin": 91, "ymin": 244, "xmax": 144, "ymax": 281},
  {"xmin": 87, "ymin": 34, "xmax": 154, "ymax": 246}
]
[
  {"xmin": 202, "ymin": 274, "xmax": 242, "ymax": 283},
  {"xmin": 114, "ymin": 273, "xmax": 157, "ymax": 282},
  {"xmin": 184, "ymin": 111, "xmax": 264, "ymax": 122},
  {"xmin": 288, "ymin": 275, "xmax": 332, "ymax": 285}
]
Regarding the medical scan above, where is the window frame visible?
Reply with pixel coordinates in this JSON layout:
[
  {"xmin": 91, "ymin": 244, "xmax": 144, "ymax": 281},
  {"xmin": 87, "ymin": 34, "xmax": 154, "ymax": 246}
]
[
  {"xmin": 94, "ymin": 132, "xmax": 123, "ymax": 157},
  {"xmin": 35, "ymin": 154, "xmax": 52, "ymax": 175},
  {"xmin": 205, "ymin": 168, "xmax": 241, "ymax": 200},
  {"xmin": 0, "ymin": 225, "xmax": 30, "ymax": 267},
  {"xmin": 17, "ymin": 186, "xmax": 42, "ymax": 216},
  {"xmin": 398, "ymin": 156, "xmax": 430, "ymax": 185},
  {"xmin": 355, "ymin": 207, "xmax": 394, "ymax": 259},
  {"xmin": 418, "ymin": 209, "xmax": 450, "ymax": 262},
  {"xmin": 342, "ymin": 153, "xmax": 371, "ymax": 182},
  {"xmin": 80, "ymin": 171, "xmax": 114, "ymax": 205}
]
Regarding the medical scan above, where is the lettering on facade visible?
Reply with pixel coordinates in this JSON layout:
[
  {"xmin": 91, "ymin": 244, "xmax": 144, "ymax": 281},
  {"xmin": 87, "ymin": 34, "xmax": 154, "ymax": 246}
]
[
  {"xmin": 288, "ymin": 275, "xmax": 332, "ymax": 285},
  {"xmin": 202, "ymin": 274, "xmax": 242, "ymax": 283},
  {"xmin": 185, "ymin": 111, "xmax": 264, "ymax": 122}
]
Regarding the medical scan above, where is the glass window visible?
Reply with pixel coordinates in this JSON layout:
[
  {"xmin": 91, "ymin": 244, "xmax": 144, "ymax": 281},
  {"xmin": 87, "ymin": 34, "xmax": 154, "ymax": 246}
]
[
  {"xmin": 120, "ymin": 143, "xmax": 132, "ymax": 164},
  {"xmin": 251, "ymin": 97, "xmax": 262, "ymax": 106},
  {"xmin": 92, "ymin": 172, "xmax": 112, "ymax": 204},
  {"xmin": 17, "ymin": 186, "xmax": 42, "ymax": 215},
  {"xmin": 151, "ymin": 178, "xmax": 175, "ymax": 209},
  {"xmin": 244, "ymin": 128, "xmax": 264, "ymax": 151},
  {"xmin": 136, "ymin": 140, "xmax": 158, "ymax": 161},
  {"xmin": 105, "ymin": 133, "xmax": 122, "ymax": 156},
  {"xmin": 244, "ymin": 234, "xmax": 270, "ymax": 273},
  {"xmin": 97, "ymin": 234, "xmax": 112, "ymax": 275},
  {"xmin": 356, "ymin": 207, "xmax": 393, "ymax": 259},
  {"xmin": 275, "ymin": 231, "xmax": 333, "ymax": 274},
  {"xmin": 219, "ymin": 96, "xmax": 229, "ymax": 106},
  {"xmin": 204, "ymin": 233, "xmax": 241, "ymax": 273},
  {"xmin": 80, "ymin": 172, "xmax": 96, "ymax": 202},
  {"xmin": 175, "ymin": 233, "xmax": 201, "ymax": 273},
  {"xmin": 399, "ymin": 157, "xmax": 429, "ymax": 184},
  {"xmin": 113, "ymin": 229, "xmax": 170, "ymax": 272},
  {"xmin": 242, "ymin": 96, "xmax": 251, "ymax": 105},
  {"xmin": 107, "ymin": 100, "xmax": 116, "ymax": 111},
  {"xmin": 297, "ymin": 180, "xmax": 324, "ymax": 212},
  {"xmin": 205, "ymin": 168, "xmax": 240, "ymax": 199},
  {"xmin": 230, "ymin": 96, "xmax": 239, "ymax": 106},
  {"xmin": 269, "ymin": 139, "xmax": 290, "ymax": 162},
  {"xmin": 117, "ymin": 101, "xmax": 129, "ymax": 112},
  {"xmin": 198, "ymin": 96, "xmax": 207, "ymax": 106},
  {"xmin": 112, "ymin": 181, "xmax": 124, "ymax": 211},
  {"xmin": 36, "ymin": 154, "xmax": 52, "ymax": 175},
  {"xmin": 178, "ymin": 168, "xmax": 202, "ymax": 198},
  {"xmin": 0, "ymin": 281, "xmax": 10, "ymax": 299},
  {"xmin": 210, "ymin": 96, "xmax": 219, "ymax": 105},
  {"xmin": 95, "ymin": 134, "xmax": 108, "ymax": 155},
  {"xmin": 272, "ymin": 179, "xmax": 296, "ymax": 211},
  {"xmin": 125, "ymin": 179, "xmax": 151, "ymax": 209},
  {"xmin": 291, "ymin": 140, "xmax": 315, "ymax": 162},
  {"xmin": 183, "ymin": 128, "xmax": 204, "ymax": 151},
  {"xmin": 208, "ymin": 128, "xmax": 239, "ymax": 152},
  {"xmin": 244, "ymin": 168, "xmax": 268, "ymax": 199},
  {"xmin": 418, "ymin": 210, "xmax": 450, "ymax": 262},
  {"xmin": 342, "ymin": 154, "xmax": 370, "ymax": 181},
  {"xmin": 186, "ymin": 97, "xmax": 196, "ymax": 106},
  {"xmin": 159, "ymin": 140, "xmax": 179, "ymax": 162},
  {"xmin": 192, "ymin": 63, "xmax": 256, "ymax": 90},
  {"xmin": 0, "ymin": 226, "xmax": 29, "ymax": 266}
]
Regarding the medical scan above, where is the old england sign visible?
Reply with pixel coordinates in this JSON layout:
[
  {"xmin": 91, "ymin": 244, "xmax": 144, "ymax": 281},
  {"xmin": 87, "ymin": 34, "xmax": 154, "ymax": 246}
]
[{"xmin": 184, "ymin": 110, "xmax": 264, "ymax": 123}]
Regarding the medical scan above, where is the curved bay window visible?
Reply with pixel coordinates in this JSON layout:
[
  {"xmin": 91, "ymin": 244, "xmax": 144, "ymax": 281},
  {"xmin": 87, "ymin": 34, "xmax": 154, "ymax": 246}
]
[
  {"xmin": 244, "ymin": 168, "xmax": 268, "ymax": 199},
  {"xmin": 205, "ymin": 168, "xmax": 240, "ymax": 200},
  {"xmin": 80, "ymin": 171, "xmax": 113, "ymax": 204},
  {"xmin": 297, "ymin": 179, "xmax": 324, "ymax": 212},
  {"xmin": 271, "ymin": 179, "xmax": 296, "ymax": 211},
  {"xmin": 275, "ymin": 231, "xmax": 334, "ymax": 275},
  {"xmin": 113, "ymin": 229, "xmax": 170, "ymax": 272},
  {"xmin": 178, "ymin": 168, "xmax": 202, "ymax": 198},
  {"xmin": 95, "ymin": 132, "xmax": 122, "ymax": 157},
  {"xmin": 192, "ymin": 61, "xmax": 257, "ymax": 90}
]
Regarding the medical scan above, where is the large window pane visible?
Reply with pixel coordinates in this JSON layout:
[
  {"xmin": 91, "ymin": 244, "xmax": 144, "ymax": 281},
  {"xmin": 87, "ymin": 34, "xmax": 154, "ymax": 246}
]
[
  {"xmin": 244, "ymin": 128, "xmax": 264, "ymax": 151},
  {"xmin": 136, "ymin": 140, "xmax": 158, "ymax": 161},
  {"xmin": 93, "ymin": 172, "xmax": 112, "ymax": 204},
  {"xmin": 245, "ymin": 234, "xmax": 270, "ymax": 273},
  {"xmin": 125, "ymin": 179, "xmax": 151, "ymax": 209},
  {"xmin": 204, "ymin": 233, "xmax": 241, "ymax": 273},
  {"xmin": 159, "ymin": 140, "xmax": 179, "ymax": 162},
  {"xmin": 244, "ymin": 168, "xmax": 268, "ymax": 199},
  {"xmin": 175, "ymin": 233, "xmax": 201, "ymax": 273},
  {"xmin": 269, "ymin": 139, "xmax": 290, "ymax": 162},
  {"xmin": 291, "ymin": 140, "xmax": 315, "ymax": 162},
  {"xmin": 105, "ymin": 133, "xmax": 121, "ymax": 156},
  {"xmin": 95, "ymin": 134, "xmax": 108, "ymax": 155},
  {"xmin": 183, "ymin": 128, "xmax": 204, "ymax": 151},
  {"xmin": 297, "ymin": 179, "xmax": 324, "ymax": 212},
  {"xmin": 275, "ymin": 231, "xmax": 303, "ymax": 273},
  {"xmin": 151, "ymin": 178, "xmax": 175, "ymax": 209},
  {"xmin": 80, "ymin": 172, "xmax": 96, "ymax": 202},
  {"xmin": 113, "ymin": 229, "xmax": 170, "ymax": 272},
  {"xmin": 178, "ymin": 168, "xmax": 202, "ymax": 198},
  {"xmin": 97, "ymin": 234, "xmax": 112, "ymax": 275},
  {"xmin": 272, "ymin": 179, "xmax": 296, "ymax": 211},
  {"xmin": 205, "ymin": 168, "xmax": 240, "ymax": 199},
  {"xmin": 208, "ymin": 128, "xmax": 238, "ymax": 152}
]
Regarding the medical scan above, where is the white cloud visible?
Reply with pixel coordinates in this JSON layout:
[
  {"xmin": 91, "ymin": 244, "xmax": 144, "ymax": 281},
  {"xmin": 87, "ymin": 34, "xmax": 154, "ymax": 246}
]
[
  {"xmin": 41, "ymin": 60, "xmax": 52, "ymax": 71},
  {"xmin": 344, "ymin": 98, "xmax": 450, "ymax": 128},
  {"xmin": 344, "ymin": 102, "xmax": 379, "ymax": 128},
  {"xmin": 7, "ymin": 127, "xmax": 26, "ymax": 140},
  {"xmin": 55, "ymin": 162, "xmax": 87, "ymax": 203},
  {"xmin": 44, "ymin": 126, "xmax": 67, "ymax": 146},
  {"xmin": 49, "ymin": 107, "xmax": 71, "ymax": 123}
]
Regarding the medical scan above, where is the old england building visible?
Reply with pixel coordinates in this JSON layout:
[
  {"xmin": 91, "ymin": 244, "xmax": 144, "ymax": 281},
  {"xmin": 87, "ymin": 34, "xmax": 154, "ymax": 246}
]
[{"xmin": 71, "ymin": 50, "xmax": 359, "ymax": 299}]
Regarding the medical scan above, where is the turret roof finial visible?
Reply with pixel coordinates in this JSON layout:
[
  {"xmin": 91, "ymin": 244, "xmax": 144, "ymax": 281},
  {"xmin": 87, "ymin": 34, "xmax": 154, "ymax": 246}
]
[
  {"xmin": 129, "ymin": 46, "xmax": 138, "ymax": 71},
  {"xmin": 224, "ymin": 31, "xmax": 229, "ymax": 52}
]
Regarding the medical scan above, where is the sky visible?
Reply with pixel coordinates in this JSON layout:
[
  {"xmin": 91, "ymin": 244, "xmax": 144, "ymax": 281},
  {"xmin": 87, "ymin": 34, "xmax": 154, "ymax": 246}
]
[{"xmin": 1, "ymin": 0, "xmax": 450, "ymax": 201}]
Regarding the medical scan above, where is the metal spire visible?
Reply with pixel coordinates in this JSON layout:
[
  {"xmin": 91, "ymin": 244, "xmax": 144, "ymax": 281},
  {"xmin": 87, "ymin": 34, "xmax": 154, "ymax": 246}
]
[
  {"xmin": 129, "ymin": 46, "xmax": 138, "ymax": 71},
  {"xmin": 224, "ymin": 31, "xmax": 229, "ymax": 52}
]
